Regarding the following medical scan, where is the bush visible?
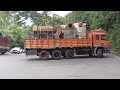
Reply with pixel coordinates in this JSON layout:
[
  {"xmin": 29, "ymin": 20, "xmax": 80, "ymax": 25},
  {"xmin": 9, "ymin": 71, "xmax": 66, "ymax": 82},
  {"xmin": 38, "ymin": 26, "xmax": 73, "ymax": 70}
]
[{"xmin": 108, "ymin": 24, "xmax": 120, "ymax": 53}]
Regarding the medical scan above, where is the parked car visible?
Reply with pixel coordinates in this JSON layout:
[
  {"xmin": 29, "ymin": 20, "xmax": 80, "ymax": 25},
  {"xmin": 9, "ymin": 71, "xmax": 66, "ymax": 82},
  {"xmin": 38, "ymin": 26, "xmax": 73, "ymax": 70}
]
[{"xmin": 10, "ymin": 47, "xmax": 23, "ymax": 54}]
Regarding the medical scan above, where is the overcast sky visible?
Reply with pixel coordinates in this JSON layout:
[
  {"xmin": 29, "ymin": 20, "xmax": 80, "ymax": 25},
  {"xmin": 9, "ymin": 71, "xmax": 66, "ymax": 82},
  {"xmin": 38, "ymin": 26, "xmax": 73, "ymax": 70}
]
[
  {"xmin": 50, "ymin": 11, "xmax": 71, "ymax": 17},
  {"xmin": 26, "ymin": 11, "xmax": 71, "ymax": 26}
]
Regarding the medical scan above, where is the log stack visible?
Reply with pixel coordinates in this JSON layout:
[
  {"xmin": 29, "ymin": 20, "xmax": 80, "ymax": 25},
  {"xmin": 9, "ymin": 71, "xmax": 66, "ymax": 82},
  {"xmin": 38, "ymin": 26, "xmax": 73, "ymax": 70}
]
[
  {"xmin": 32, "ymin": 25, "xmax": 54, "ymax": 39},
  {"xmin": 32, "ymin": 25, "xmax": 54, "ymax": 31}
]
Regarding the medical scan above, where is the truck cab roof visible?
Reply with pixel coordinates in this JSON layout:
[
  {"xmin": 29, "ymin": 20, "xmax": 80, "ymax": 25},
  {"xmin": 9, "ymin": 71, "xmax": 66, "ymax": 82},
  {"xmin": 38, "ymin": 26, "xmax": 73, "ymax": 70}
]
[{"xmin": 89, "ymin": 29, "xmax": 107, "ymax": 35}]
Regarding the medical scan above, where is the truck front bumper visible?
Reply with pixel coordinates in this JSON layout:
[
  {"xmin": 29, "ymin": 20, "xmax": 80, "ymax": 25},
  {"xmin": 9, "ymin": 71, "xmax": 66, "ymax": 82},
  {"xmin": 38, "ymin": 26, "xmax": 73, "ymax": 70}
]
[{"xmin": 104, "ymin": 48, "xmax": 110, "ymax": 53}]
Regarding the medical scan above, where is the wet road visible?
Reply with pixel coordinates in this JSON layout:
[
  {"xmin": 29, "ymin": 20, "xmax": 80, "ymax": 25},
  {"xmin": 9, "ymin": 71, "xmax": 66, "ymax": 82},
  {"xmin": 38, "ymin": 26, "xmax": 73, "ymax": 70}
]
[{"xmin": 0, "ymin": 53, "xmax": 120, "ymax": 79}]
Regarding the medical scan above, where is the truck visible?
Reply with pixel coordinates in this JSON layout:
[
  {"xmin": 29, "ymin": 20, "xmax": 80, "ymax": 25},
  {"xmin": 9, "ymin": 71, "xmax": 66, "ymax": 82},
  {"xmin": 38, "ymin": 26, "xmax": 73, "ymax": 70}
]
[
  {"xmin": 24, "ymin": 22, "xmax": 110, "ymax": 60},
  {"xmin": 0, "ymin": 32, "xmax": 10, "ymax": 54}
]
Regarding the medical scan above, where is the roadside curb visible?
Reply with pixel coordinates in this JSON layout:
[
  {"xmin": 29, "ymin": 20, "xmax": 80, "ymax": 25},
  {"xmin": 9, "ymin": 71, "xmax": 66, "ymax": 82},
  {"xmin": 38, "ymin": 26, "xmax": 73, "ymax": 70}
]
[{"xmin": 110, "ymin": 50, "xmax": 120, "ymax": 57}]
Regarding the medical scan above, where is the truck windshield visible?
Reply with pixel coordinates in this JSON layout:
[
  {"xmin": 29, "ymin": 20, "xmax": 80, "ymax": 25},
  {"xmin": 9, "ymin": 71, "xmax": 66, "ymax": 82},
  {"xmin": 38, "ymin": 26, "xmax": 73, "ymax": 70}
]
[{"xmin": 101, "ymin": 35, "xmax": 108, "ymax": 40}]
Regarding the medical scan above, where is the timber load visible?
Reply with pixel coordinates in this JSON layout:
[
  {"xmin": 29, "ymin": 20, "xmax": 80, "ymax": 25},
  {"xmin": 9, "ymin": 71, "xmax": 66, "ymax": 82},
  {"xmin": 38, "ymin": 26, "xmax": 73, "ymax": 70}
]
[{"xmin": 32, "ymin": 22, "xmax": 87, "ymax": 39}]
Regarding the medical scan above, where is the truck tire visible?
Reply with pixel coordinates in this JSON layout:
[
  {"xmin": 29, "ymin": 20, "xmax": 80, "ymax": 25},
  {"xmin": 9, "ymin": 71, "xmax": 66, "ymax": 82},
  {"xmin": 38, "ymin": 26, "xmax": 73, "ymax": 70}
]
[
  {"xmin": 65, "ymin": 50, "xmax": 74, "ymax": 59},
  {"xmin": 39, "ymin": 50, "xmax": 49, "ymax": 60},
  {"xmin": 1, "ymin": 52, "xmax": 5, "ymax": 55},
  {"xmin": 97, "ymin": 49, "xmax": 103, "ymax": 58},
  {"xmin": 51, "ymin": 50, "xmax": 61, "ymax": 60}
]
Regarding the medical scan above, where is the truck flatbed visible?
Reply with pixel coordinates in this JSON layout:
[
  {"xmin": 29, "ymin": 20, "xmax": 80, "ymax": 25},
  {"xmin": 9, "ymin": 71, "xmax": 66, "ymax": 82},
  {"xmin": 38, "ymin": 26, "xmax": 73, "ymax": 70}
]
[{"xmin": 24, "ymin": 38, "xmax": 92, "ymax": 49}]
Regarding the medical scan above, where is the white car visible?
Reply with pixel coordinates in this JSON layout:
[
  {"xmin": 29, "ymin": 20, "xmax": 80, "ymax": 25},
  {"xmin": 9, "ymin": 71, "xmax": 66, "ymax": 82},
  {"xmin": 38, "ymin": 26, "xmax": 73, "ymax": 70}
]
[
  {"xmin": 22, "ymin": 49, "xmax": 25, "ymax": 53},
  {"xmin": 10, "ymin": 47, "xmax": 23, "ymax": 54}
]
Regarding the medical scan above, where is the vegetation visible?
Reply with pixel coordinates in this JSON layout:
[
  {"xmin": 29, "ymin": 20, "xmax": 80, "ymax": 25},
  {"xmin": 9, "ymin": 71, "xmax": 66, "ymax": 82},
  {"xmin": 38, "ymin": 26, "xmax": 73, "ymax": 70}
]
[
  {"xmin": 64, "ymin": 11, "xmax": 120, "ymax": 53},
  {"xmin": 0, "ymin": 11, "xmax": 120, "ymax": 53}
]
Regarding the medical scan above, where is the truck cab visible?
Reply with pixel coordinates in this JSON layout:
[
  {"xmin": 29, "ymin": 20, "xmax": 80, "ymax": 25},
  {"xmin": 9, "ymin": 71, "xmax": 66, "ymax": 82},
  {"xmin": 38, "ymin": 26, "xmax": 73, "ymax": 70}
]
[{"xmin": 88, "ymin": 29, "xmax": 110, "ymax": 57}]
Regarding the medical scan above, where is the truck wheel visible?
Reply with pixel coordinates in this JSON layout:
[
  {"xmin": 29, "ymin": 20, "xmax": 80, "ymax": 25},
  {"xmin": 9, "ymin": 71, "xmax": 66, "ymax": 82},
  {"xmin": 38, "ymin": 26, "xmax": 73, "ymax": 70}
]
[
  {"xmin": 1, "ymin": 52, "xmax": 5, "ymax": 55},
  {"xmin": 65, "ymin": 50, "xmax": 74, "ymax": 59},
  {"xmin": 51, "ymin": 50, "xmax": 61, "ymax": 60},
  {"xmin": 97, "ymin": 49, "xmax": 104, "ymax": 58},
  {"xmin": 39, "ymin": 50, "xmax": 49, "ymax": 60}
]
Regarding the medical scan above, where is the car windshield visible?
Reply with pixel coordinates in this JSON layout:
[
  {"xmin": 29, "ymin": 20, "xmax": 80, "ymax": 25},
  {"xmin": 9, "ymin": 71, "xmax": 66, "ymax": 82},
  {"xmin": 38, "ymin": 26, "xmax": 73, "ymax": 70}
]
[{"xmin": 101, "ymin": 35, "xmax": 108, "ymax": 40}]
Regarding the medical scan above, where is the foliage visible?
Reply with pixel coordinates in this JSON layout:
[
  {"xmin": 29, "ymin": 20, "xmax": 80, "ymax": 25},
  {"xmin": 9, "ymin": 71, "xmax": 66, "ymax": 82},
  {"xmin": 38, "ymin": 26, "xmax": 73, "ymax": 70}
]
[
  {"xmin": 108, "ymin": 24, "xmax": 120, "ymax": 53},
  {"xmin": 0, "ymin": 11, "xmax": 120, "ymax": 53},
  {"xmin": 0, "ymin": 11, "xmax": 64, "ymax": 48},
  {"xmin": 64, "ymin": 11, "xmax": 120, "ymax": 53}
]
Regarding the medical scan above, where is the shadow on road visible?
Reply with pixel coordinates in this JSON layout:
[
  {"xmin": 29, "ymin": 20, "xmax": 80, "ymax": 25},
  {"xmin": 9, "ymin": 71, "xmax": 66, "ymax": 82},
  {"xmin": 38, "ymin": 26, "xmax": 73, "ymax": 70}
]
[
  {"xmin": 27, "ymin": 55, "xmax": 109, "ymax": 61},
  {"xmin": 74, "ymin": 55, "xmax": 109, "ymax": 59},
  {"xmin": 0, "ymin": 53, "xmax": 11, "ymax": 56}
]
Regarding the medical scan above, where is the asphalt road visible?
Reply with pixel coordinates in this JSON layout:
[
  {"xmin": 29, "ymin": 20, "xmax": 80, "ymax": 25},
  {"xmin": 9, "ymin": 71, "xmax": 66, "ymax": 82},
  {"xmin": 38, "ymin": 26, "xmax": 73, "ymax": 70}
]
[{"xmin": 0, "ymin": 53, "xmax": 120, "ymax": 79}]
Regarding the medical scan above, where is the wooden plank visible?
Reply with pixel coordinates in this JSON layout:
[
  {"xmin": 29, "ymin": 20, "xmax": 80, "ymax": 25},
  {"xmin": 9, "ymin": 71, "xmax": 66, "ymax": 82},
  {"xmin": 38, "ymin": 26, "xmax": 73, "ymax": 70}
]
[{"xmin": 24, "ymin": 38, "xmax": 93, "ymax": 49}]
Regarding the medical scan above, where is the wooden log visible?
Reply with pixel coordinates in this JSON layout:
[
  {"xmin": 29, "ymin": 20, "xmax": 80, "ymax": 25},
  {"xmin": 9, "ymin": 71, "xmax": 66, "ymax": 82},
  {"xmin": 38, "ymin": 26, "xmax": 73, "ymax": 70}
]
[{"xmin": 32, "ymin": 25, "xmax": 54, "ymax": 31}]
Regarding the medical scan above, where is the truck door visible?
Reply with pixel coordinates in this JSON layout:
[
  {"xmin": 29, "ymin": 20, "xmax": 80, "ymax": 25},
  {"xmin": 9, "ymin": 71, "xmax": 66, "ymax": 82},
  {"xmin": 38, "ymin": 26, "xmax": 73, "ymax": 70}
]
[
  {"xmin": 93, "ymin": 34, "xmax": 101, "ymax": 47},
  {"xmin": 100, "ymin": 34, "xmax": 110, "ymax": 49}
]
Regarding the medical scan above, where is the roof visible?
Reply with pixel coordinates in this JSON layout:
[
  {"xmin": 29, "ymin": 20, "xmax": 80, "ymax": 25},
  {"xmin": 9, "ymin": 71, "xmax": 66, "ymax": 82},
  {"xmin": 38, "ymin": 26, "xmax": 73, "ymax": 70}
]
[
  {"xmin": 90, "ymin": 29, "xmax": 107, "ymax": 34},
  {"xmin": 32, "ymin": 25, "xmax": 54, "ymax": 31},
  {"xmin": 59, "ymin": 24, "xmax": 76, "ymax": 30}
]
